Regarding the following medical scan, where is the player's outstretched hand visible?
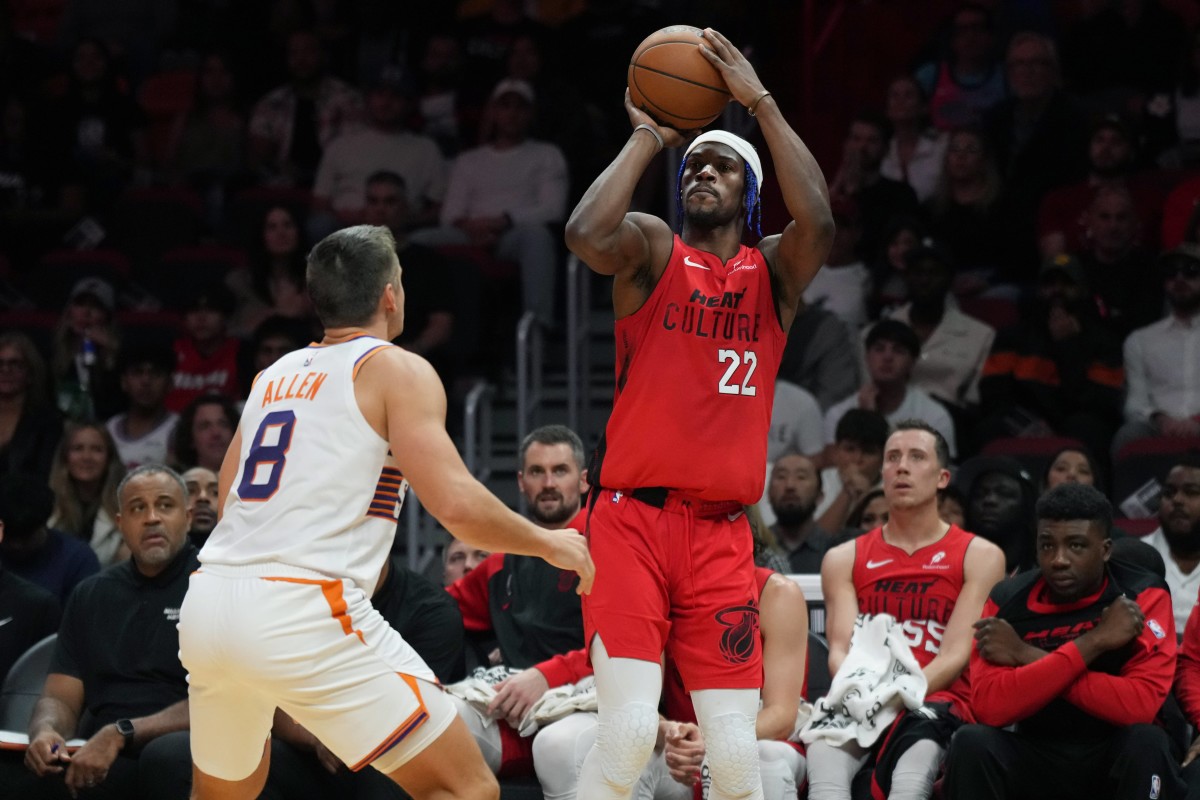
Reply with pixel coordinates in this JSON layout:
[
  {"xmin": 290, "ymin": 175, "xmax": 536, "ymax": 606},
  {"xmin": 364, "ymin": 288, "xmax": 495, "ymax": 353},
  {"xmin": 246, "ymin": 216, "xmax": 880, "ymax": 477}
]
[
  {"xmin": 624, "ymin": 90, "xmax": 694, "ymax": 147},
  {"xmin": 544, "ymin": 527, "xmax": 595, "ymax": 595},
  {"xmin": 697, "ymin": 28, "xmax": 767, "ymax": 110}
]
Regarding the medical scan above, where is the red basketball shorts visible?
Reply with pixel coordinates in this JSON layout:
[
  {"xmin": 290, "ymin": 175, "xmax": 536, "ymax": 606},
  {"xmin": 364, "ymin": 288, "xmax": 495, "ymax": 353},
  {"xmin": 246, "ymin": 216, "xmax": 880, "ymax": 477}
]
[{"xmin": 582, "ymin": 488, "xmax": 762, "ymax": 691}]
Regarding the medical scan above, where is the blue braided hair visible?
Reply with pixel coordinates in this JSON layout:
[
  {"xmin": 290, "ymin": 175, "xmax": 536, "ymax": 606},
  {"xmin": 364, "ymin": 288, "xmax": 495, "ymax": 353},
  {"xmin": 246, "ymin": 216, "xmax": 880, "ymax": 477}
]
[{"xmin": 675, "ymin": 160, "xmax": 763, "ymax": 237}]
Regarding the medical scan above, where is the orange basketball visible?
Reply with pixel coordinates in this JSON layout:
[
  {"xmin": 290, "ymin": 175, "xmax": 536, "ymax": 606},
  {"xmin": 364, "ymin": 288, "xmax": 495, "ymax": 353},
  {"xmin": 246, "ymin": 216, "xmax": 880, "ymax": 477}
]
[{"xmin": 627, "ymin": 25, "xmax": 731, "ymax": 132}]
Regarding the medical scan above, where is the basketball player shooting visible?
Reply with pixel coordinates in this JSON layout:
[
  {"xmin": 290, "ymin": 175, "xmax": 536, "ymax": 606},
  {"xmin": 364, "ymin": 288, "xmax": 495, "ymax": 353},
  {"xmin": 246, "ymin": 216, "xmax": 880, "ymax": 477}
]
[
  {"xmin": 177, "ymin": 225, "xmax": 594, "ymax": 800},
  {"xmin": 564, "ymin": 27, "xmax": 833, "ymax": 800}
]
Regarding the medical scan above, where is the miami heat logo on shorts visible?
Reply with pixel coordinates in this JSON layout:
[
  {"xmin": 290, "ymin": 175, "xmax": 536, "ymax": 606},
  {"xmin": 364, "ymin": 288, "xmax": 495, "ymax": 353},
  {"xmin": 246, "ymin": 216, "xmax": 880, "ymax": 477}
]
[{"xmin": 715, "ymin": 604, "xmax": 759, "ymax": 664}]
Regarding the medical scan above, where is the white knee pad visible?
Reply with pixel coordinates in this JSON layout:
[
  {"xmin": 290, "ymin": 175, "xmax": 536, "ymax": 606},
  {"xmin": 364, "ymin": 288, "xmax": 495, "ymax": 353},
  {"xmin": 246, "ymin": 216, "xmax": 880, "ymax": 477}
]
[
  {"xmin": 595, "ymin": 702, "xmax": 659, "ymax": 790},
  {"xmin": 533, "ymin": 713, "xmax": 598, "ymax": 800},
  {"xmin": 447, "ymin": 693, "xmax": 503, "ymax": 774},
  {"xmin": 701, "ymin": 711, "xmax": 760, "ymax": 798},
  {"xmin": 757, "ymin": 741, "xmax": 802, "ymax": 800}
]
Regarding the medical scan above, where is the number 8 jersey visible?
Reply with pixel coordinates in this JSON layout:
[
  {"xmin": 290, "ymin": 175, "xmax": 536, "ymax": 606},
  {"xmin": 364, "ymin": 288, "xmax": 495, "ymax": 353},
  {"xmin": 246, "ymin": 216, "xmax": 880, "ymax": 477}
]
[
  {"xmin": 200, "ymin": 335, "xmax": 407, "ymax": 593},
  {"xmin": 599, "ymin": 235, "xmax": 784, "ymax": 504}
]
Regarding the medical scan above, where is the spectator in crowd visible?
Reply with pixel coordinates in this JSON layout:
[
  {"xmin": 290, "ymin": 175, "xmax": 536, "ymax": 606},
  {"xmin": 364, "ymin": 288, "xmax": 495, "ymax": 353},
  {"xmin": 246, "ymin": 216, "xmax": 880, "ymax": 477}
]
[
  {"xmin": 811, "ymin": 421, "xmax": 1005, "ymax": 800},
  {"xmin": 880, "ymin": 74, "xmax": 947, "ymax": 203},
  {"xmin": 987, "ymin": 31, "xmax": 1089, "ymax": 281},
  {"xmin": 977, "ymin": 254, "xmax": 1124, "ymax": 459},
  {"xmin": 44, "ymin": 37, "xmax": 147, "ymax": 212},
  {"xmin": 239, "ymin": 315, "xmax": 313, "ymax": 391},
  {"xmin": 309, "ymin": 65, "xmax": 446, "ymax": 240},
  {"xmin": 414, "ymin": 31, "xmax": 467, "ymax": 158},
  {"xmin": 778, "ymin": 300, "xmax": 861, "ymax": 412},
  {"xmin": 939, "ymin": 484, "xmax": 967, "ymax": 528},
  {"xmin": 105, "ymin": 341, "xmax": 177, "ymax": 470},
  {"xmin": 248, "ymin": 29, "xmax": 363, "ymax": 187},
  {"xmin": 1140, "ymin": 455, "xmax": 1200, "ymax": 634},
  {"xmin": 56, "ymin": 0, "xmax": 176, "ymax": 83},
  {"xmin": 1075, "ymin": 185, "xmax": 1162, "ymax": 339},
  {"xmin": 171, "ymin": 393, "xmax": 236, "ymax": 474},
  {"xmin": 166, "ymin": 284, "xmax": 241, "ymax": 413},
  {"xmin": 442, "ymin": 537, "xmax": 489, "ymax": 586},
  {"xmin": 1059, "ymin": 0, "xmax": 1185, "ymax": 114},
  {"xmin": 0, "ymin": 473, "xmax": 98, "ymax": 606},
  {"xmin": 3, "ymin": 466, "xmax": 199, "ymax": 799},
  {"xmin": 228, "ymin": 205, "xmax": 313, "ymax": 338},
  {"xmin": 869, "ymin": 214, "xmax": 924, "ymax": 317},
  {"xmin": 412, "ymin": 78, "xmax": 568, "ymax": 327},
  {"xmin": 47, "ymin": 421, "xmax": 126, "ymax": 567},
  {"xmin": 163, "ymin": 51, "xmax": 246, "ymax": 223},
  {"xmin": 1114, "ymin": 243, "xmax": 1200, "ymax": 453},
  {"xmin": 915, "ymin": 3, "xmax": 1006, "ymax": 131},
  {"xmin": 51, "ymin": 278, "xmax": 121, "ymax": 422},
  {"xmin": 824, "ymin": 320, "xmax": 958, "ymax": 458},
  {"xmin": 1144, "ymin": 24, "xmax": 1200, "ymax": 169},
  {"xmin": 1042, "ymin": 445, "xmax": 1102, "ymax": 492},
  {"xmin": 844, "ymin": 487, "xmax": 889, "ymax": 539},
  {"xmin": 181, "ymin": 466, "xmax": 218, "ymax": 549},
  {"xmin": 814, "ymin": 408, "xmax": 889, "ymax": 535},
  {"xmin": 445, "ymin": 424, "xmax": 589, "ymax": 776},
  {"xmin": 768, "ymin": 379, "xmax": 825, "ymax": 464},
  {"xmin": 0, "ymin": 522, "xmax": 60, "ymax": 688},
  {"xmin": 882, "ymin": 239, "xmax": 995, "ymax": 412},
  {"xmin": 947, "ymin": 482, "xmax": 1183, "ymax": 800},
  {"xmin": 457, "ymin": 0, "xmax": 547, "ymax": 105},
  {"xmin": 924, "ymin": 126, "xmax": 1007, "ymax": 278},
  {"xmin": 361, "ymin": 170, "xmax": 459, "ymax": 386},
  {"xmin": 959, "ymin": 455, "xmax": 1038, "ymax": 574},
  {"xmin": 765, "ymin": 451, "xmax": 831, "ymax": 573},
  {"xmin": 1037, "ymin": 113, "xmax": 1165, "ymax": 259},
  {"xmin": 827, "ymin": 111, "xmax": 920, "ymax": 262},
  {"xmin": 802, "ymin": 198, "xmax": 871, "ymax": 331},
  {"xmin": 0, "ymin": 332, "xmax": 61, "ymax": 484}
]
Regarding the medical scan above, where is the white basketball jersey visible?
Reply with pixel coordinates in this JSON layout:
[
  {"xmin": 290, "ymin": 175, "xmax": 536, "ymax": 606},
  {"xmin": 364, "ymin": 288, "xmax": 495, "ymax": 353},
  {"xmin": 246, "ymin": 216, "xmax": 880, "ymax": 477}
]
[{"xmin": 200, "ymin": 335, "xmax": 407, "ymax": 592}]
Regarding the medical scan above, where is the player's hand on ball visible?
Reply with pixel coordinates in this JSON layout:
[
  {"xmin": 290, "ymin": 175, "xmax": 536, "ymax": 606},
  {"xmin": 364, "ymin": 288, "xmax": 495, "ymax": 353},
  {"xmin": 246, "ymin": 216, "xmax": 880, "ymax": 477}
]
[
  {"xmin": 697, "ymin": 29, "xmax": 767, "ymax": 110},
  {"xmin": 624, "ymin": 90, "xmax": 693, "ymax": 147},
  {"xmin": 545, "ymin": 527, "xmax": 595, "ymax": 595}
]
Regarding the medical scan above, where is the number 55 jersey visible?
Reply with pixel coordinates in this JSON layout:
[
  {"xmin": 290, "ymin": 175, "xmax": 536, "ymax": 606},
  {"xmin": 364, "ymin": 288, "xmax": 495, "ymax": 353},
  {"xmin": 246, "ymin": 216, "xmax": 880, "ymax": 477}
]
[
  {"xmin": 598, "ymin": 235, "xmax": 784, "ymax": 504},
  {"xmin": 200, "ymin": 335, "xmax": 406, "ymax": 594}
]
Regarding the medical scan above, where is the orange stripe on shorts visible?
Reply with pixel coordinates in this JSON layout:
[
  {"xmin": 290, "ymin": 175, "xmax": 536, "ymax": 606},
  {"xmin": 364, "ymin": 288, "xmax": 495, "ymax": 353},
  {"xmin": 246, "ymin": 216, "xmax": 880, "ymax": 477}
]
[
  {"xmin": 349, "ymin": 673, "xmax": 430, "ymax": 771},
  {"xmin": 264, "ymin": 577, "xmax": 366, "ymax": 644}
]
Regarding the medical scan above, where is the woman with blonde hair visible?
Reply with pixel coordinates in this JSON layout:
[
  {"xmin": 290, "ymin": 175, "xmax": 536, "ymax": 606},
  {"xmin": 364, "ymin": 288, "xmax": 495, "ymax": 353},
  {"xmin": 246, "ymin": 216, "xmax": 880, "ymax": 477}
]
[{"xmin": 48, "ymin": 421, "xmax": 127, "ymax": 566}]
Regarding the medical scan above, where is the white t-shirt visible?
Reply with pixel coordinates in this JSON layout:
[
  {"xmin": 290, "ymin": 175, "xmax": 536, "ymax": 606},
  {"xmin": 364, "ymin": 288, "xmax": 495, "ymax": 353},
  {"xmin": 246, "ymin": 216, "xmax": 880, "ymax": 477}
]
[
  {"xmin": 313, "ymin": 128, "xmax": 447, "ymax": 212},
  {"xmin": 802, "ymin": 261, "xmax": 871, "ymax": 331},
  {"xmin": 106, "ymin": 412, "xmax": 178, "ymax": 470},
  {"xmin": 1143, "ymin": 528, "xmax": 1200, "ymax": 634},
  {"xmin": 823, "ymin": 386, "xmax": 958, "ymax": 458}
]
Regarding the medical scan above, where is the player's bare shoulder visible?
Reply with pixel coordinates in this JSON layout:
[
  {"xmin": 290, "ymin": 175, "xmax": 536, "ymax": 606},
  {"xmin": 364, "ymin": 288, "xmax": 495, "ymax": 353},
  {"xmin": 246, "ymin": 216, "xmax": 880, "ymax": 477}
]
[
  {"xmin": 821, "ymin": 537, "xmax": 857, "ymax": 577},
  {"xmin": 963, "ymin": 534, "xmax": 1006, "ymax": 584},
  {"xmin": 352, "ymin": 345, "xmax": 445, "ymax": 437}
]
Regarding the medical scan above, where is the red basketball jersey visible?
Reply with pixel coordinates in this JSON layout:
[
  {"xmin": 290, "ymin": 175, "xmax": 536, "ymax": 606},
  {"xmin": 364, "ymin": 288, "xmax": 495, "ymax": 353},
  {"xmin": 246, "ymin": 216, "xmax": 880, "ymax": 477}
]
[
  {"xmin": 601, "ymin": 236, "xmax": 784, "ymax": 504},
  {"xmin": 851, "ymin": 524, "xmax": 976, "ymax": 715}
]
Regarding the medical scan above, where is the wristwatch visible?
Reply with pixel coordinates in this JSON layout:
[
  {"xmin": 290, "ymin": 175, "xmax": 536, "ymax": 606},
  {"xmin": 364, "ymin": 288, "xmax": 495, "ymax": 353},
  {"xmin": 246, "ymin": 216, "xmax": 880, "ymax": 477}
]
[{"xmin": 114, "ymin": 718, "xmax": 135, "ymax": 746}]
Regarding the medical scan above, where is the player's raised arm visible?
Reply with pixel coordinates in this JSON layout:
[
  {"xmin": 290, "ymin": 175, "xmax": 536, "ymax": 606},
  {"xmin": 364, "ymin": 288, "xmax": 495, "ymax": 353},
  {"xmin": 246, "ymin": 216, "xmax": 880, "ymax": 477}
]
[
  {"xmin": 564, "ymin": 94, "xmax": 678, "ymax": 289},
  {"xmin": 364, "ymin": 347, "xmax": 594, "ymax": 593},
  {"xmin": 697, "ymin": 28, "xmax": 834, "ymax": 325}
]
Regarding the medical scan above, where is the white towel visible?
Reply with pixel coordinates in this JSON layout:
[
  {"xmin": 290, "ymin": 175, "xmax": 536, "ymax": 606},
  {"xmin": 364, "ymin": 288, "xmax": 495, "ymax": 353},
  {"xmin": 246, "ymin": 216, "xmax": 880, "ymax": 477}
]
[
  {"xmin": 799, "ymin": 613, "xmax": 927, "ymax": 748},
  {"xmin": 517, "ymin": 676, "xmax": 598, "ymax": 737},
  {"xmin": 443, "ymin": 665, "xmax": 522, "ymax": 712}
]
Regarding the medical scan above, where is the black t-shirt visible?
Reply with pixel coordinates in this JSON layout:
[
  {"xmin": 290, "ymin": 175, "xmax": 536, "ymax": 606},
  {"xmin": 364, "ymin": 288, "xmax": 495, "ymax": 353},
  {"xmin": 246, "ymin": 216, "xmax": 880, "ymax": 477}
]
[
  {"xmin": 0, "ymin": 566, "xmax": 61, "ymax": 686},
  {"xmin": 394, "ymin": 242, "xmax": 454, "ymax": 349},
  {"xmin": 50, "ymin": 544, "xmax": 198, "ymax": 735},
  {"xmin": 372, "ymin": 557, "xmax": 466, "ymax": 684}
]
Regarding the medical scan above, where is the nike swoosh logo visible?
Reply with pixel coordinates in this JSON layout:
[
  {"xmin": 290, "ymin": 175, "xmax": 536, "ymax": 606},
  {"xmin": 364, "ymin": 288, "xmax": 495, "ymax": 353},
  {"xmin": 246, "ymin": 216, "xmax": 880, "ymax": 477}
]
[
  {"xmin": 866, "ymin": 559, "xmax": 893, "ymax": 569},
  {"xmin": 684, "ymin": 255, "xmax": 710, "ymax": 270},
  {"xmin": 0, "ymin": 617, "xmax": 11, "ymax": 627},
  {"xmin": 727, "ymin": 511, "xmax": 744, "ymax": 522}
]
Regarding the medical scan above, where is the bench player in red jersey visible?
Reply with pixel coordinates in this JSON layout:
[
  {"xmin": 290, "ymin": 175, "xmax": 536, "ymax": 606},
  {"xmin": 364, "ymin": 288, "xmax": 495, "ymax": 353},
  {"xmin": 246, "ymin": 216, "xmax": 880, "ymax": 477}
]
[
  {"xmin": 811, "ymin": 420, "xmax": 1004, "ymax": 800},
  {"xmin": 564, "ymin": 26, "xmax": 834, "ymax": 800}
]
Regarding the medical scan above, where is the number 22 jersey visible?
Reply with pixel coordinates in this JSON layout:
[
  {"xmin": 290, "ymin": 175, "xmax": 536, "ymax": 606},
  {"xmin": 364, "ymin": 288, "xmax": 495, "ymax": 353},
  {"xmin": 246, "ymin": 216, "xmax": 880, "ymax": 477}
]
[
  {"xmin": 600, "ymin": 235, "xmax": 785, "ymax": 504},
  {"xmin": 200, "ymin": 335, "xmax": 407, "ymax": 593}
]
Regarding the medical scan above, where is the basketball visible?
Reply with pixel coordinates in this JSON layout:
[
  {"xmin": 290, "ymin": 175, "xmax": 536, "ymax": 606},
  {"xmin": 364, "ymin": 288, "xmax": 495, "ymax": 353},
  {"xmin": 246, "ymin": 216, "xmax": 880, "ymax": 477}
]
[{"xmin": 628, "ymin": 25, "xmax": 731, "ymax": 131}]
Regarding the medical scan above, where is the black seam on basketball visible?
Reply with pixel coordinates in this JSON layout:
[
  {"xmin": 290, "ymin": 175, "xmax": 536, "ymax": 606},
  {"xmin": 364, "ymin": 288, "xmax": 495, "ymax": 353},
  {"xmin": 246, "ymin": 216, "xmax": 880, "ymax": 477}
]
[
  {"xmin": 630, "ymin": 71, "xmax": 719, "ymax": 124},
  {"xmin": 629, "ymin": 62, "xmax": 730, "ymax": 96}
]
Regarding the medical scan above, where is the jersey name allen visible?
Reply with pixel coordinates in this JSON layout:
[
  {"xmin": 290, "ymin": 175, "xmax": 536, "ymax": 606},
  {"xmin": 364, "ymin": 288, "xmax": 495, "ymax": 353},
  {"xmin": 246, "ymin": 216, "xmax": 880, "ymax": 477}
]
[{"xmin": 260, "ymin": 371, "xmax": 329, "ymax": 407}]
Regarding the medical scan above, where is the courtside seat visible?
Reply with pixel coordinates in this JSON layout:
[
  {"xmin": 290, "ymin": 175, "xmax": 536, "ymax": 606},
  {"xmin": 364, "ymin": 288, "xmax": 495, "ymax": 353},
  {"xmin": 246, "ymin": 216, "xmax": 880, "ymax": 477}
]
[{"xmin": 0, "ymin": 634, "xmax": 55, "ymax": 732}]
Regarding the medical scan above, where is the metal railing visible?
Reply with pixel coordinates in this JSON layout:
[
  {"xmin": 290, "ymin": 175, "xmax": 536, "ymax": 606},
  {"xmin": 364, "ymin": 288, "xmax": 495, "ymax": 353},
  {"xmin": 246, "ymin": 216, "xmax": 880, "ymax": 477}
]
[
  {"xmin": 565, "ymin": 254, "xmax": 591, "ymax": 435},
  {"xmin": 515, "ymin": 312, "xmax": 544, "ymax": 514},
  {"xmin": 462, "ymin": 379, "xmax": 496, "ymax": 480}
]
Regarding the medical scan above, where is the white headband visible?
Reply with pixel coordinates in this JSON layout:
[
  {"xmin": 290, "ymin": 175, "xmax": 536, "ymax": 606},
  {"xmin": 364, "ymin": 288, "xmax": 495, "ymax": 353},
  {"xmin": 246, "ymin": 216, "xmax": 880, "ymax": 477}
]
[{"xmin": 683, "ymin": 131, "xmax": 764, "ymax": 193}]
